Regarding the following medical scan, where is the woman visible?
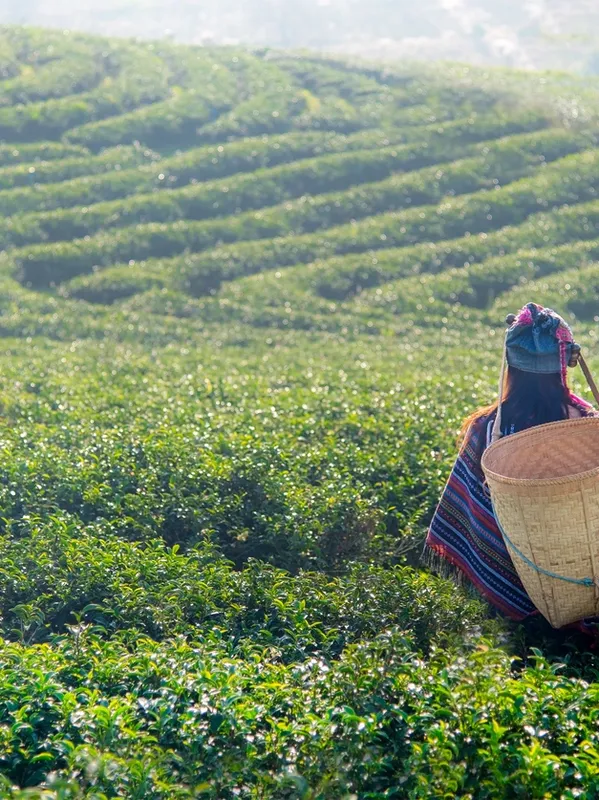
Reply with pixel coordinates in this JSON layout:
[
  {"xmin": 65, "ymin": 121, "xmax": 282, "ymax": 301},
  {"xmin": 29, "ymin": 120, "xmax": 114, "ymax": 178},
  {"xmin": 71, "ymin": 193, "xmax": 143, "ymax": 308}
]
[{"xmin": 425, "ymin": 302, "xmax": 597, "ymax": 621}]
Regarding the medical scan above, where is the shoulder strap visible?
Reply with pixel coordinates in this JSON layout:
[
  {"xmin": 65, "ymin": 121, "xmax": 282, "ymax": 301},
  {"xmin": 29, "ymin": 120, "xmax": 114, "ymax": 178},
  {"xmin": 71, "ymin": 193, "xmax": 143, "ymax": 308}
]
[
  {"xmin": 578, "ymin": 353, "xmax": 599, "ymax": 408},
  {"xmin": 490, "ymin": 332, "xmax": 508, "ymax": 445}
]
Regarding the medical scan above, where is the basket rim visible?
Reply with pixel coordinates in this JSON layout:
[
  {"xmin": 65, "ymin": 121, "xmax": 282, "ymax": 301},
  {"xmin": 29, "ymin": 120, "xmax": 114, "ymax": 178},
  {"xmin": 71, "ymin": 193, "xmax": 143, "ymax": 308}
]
[{"xmin": 481, "ymin": 416, "xmax": 599, "ymax": 487}]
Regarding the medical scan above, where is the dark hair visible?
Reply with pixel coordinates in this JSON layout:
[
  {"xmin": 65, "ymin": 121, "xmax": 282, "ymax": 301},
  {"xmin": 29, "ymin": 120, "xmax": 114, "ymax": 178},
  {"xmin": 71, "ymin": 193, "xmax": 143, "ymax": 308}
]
[{"xmin": 460, "ymin": 366, "xmax": 571, "ymax": 441}]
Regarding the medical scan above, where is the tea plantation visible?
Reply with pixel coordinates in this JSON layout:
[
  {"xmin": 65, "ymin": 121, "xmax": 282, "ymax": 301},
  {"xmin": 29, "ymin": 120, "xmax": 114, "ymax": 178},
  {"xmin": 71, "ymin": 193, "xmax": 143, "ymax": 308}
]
[{"xmin": 2, "ymin": 25, "xmax": 599, "ymax": 799}]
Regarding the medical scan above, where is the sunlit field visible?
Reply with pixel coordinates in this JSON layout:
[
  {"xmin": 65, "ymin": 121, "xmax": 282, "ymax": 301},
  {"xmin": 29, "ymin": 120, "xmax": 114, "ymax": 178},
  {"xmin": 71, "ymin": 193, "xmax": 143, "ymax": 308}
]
[{"xmin": 1, "ymin": 25, "xmax": 599, "ymax": 798}]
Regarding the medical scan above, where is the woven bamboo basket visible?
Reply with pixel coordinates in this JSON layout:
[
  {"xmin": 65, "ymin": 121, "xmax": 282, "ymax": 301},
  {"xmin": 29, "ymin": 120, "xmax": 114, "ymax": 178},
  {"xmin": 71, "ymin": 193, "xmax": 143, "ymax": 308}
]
[{"xmin": 482, "ymin": 417, "xmax": 599, "ymax": 627}]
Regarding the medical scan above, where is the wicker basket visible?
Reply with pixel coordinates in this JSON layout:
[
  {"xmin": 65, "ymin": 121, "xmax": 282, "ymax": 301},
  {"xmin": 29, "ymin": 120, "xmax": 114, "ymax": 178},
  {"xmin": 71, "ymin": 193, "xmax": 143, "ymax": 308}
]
[{"xmin": 482, "ymin": 417, "xmax": 599, "ymax": 628}]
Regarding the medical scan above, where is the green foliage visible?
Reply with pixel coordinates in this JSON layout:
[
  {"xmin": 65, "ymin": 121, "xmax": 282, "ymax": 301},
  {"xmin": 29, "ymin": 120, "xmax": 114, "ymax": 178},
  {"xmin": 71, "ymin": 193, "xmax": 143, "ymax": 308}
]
[
  {"xmin": 0, "ymin": 141, "xmax": 89, "ymax": 166},
  {"xmin": 2, "ymin": 27, "xmax": 599, "ymax": 798},
  {"xmin": 354, "ymin": 239, "xmax": 599, "ymax": 317},
  {"xmin": 0, "ymin": 39, "xmax": 173, "ymax": 141},
  {"xmin": 177, "ymin": 149, "xmax": 599, "ymax": 298},
  {"xmin": 2, "ymin": 123, "xmax": 584, "ymax": 253},
  {"xmin": 16, "ymin": 133, "xmax": 599, "ymax": 290},
  {"xmin": 0, "ymin": 126, "xmax": 413, "ymax": 216},
  {"xmin": 313, "ymin": 199, "xmax": 599, "ymax": 301},
  {"xmin": 63, "ymin": 49, "xmax": 240, "ymax": 151},
  {"xmin": 493, "ymin": 260, "xmax": 599, "ymax": 321},
  {"xmin": 0, "ymin": 144, "xmax": 157, "ymax": 190}
]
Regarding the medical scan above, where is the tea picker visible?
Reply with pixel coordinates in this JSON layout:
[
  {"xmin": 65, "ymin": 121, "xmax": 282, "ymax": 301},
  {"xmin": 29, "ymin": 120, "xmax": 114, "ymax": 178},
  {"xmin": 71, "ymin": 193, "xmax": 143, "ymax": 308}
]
[{"xmin": 426, "ymin": 302, "xmax": 599, "ymax": 628}]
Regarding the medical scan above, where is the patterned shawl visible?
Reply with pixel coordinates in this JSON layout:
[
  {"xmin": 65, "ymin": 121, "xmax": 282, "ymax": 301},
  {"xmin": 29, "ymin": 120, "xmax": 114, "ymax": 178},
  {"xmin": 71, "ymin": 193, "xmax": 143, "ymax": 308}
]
[{"xmin": 425, "ymin": 397, "xmax": 595, "ymax": 622}]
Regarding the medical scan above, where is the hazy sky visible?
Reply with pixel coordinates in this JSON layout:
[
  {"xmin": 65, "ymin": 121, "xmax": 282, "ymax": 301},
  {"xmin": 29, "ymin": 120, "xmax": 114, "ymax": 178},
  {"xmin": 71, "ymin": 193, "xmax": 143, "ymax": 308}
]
[{"xmin": 0, "ymin": 0, "xmax": 598, "ymax": 71}]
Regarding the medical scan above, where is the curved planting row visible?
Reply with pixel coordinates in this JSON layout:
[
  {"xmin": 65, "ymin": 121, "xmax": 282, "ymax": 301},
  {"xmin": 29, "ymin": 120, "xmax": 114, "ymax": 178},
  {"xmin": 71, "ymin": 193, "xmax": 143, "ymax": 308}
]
[
  {"xmin": 0, "ymin": 130, "xmax": 562, "ymax": 251},
  {"xmin": 0, "ymin": 141, "xmax": 89, "ymax": 166},
  {"xmin": 16, "ymin": 131, "xmax": 581, "ymax": 287},
  {"xmin": 492, "ymin": 261, "xmax": 599, "ymax": 319},
  {"xmin": 355, "ymin": 239, "xmax": 599, "ymax": 317},
  {"xmin": 272, "ymin": 56, "xmax": 390, "ymax": 101},
  {"xmin": 311, "ymin": 199, "xmax": 599, "ymax": 299},
  {"xmin": 0, "ymin": 108, "xmax": 552, "ymax": 217},
  {"xmin": 0, "ymin": 42, "xmax": 172, "ymax": 141},
  {"xmin": 66, "ymin": 199, "xmax": 599, "ymax": 306},
  {"xmin": 63, "ymin": 51, "xmax": 240, "ymax": 151},
  {"xmin": 0, "ymin": 126, "xmax": 423, "ymax": 216},
  {"xmin": 49, "ymin": 146, "xmax": 599, "ymax": 296},
  {"xmin": 0, "ymin": 47, "xmax": 109, "ymax": 107},
  {"xmin": 62, "ymin": 90, "xmax": 229, "ymax": 152},
  {"xmin": 1, "ymin": 116, "xmax": 569, "ymax": 252},
  {"xmin": 0, "ymin": 144, "xmax": 158, "ymax": 190}
]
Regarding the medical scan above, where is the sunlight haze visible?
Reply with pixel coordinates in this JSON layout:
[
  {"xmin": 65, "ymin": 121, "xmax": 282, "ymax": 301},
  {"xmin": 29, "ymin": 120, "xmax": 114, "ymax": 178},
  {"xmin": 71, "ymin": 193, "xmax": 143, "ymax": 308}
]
[{"xmin": 1, "ymin": 0, "xmax": 598, "ymax": 71}]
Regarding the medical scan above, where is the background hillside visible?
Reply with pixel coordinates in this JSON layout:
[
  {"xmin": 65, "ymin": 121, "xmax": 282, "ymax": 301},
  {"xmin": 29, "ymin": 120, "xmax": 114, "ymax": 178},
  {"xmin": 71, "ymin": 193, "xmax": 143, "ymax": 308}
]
[
  {"xmin": 2, "ymin": 24, "xmax": 599, "ymax": 798},
  {"xmin": 1, "ymin": 0, "xmax": 599, "ymax": 71}
]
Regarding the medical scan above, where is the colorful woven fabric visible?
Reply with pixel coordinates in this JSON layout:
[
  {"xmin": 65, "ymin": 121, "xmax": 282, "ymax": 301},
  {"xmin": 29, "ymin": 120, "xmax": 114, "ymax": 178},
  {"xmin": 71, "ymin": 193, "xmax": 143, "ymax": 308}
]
[{"xmin": 426, "ymin": 396, "xmax": 595, "ymax": 621}]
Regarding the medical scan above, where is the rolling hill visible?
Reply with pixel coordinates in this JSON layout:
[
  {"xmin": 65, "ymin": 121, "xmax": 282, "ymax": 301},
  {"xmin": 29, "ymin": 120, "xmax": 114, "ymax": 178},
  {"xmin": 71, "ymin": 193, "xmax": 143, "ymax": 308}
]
[
  {"xmin": 2, "ymin": 0, "xmax": 599, "ymax": 71},
  {"xmin": 1, "ymin": 24, "xmax": 599, "ymax": 798}
]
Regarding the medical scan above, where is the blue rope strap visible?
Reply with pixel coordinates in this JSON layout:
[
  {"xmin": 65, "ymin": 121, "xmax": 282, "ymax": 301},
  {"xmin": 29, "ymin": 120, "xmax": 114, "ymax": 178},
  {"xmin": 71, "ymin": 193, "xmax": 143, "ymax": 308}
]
[{"xmin": 495, "ymin": 516, "xmax": 595, "ymax": 588}]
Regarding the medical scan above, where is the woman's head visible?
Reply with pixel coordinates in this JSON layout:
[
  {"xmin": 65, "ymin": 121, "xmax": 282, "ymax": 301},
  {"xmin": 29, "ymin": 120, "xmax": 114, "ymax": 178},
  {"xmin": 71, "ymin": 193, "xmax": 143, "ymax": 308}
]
[
  {"xmin": 461, "ymin": 302, "xmax": 579, "ymax": 439},
  {"xmin": 505, "ymin": 303, "xmax": 575, "ymax": 386},
  {"xmin": 497, "ymin": 365, "xmax": 571, "ymax": 434}
]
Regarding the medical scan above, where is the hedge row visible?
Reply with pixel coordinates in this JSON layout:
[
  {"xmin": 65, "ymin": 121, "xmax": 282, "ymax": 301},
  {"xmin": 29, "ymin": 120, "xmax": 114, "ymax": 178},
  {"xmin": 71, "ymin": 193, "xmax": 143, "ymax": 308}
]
[
  {"xmin": 14, "ymin": 132, "xmax": 568, "ymax": 287},
  {"xmin": 63, "ymin": 198, "xmax": 599, "ymax": 307},
  {"xmin": 0, "ymin": 511, "xmax": 480, "ymax": 648},
  {"xmin": 188, "ymin": 54, "xmax": 303, "ymax": 142},
  {"xmin": 19, "ymin": 125, "xmax": 591, "ymax": 249},
  {"xmin": 0, "ymin": 43, "xmax": 172, "ymax": 141},
  {"xmin": 2, "ymin": 128, "xmax": 559, "ymax": 251},
  {"xmin": 172, "ymin": 152, "xmax": 598, "ymax": 295},
  {"xmin": 64, "ymin": 51, "xmax": 240, "ymax": 151},
  {"xmin": 493, "ymin": 260, "xmax": 599, "ymax": 320},
  {"xmin": 29, "ymin": 146, "xmax": 598, "ymax": 294},
  {"xmin": 63, "ymin": 89, "xmax": 228, "ymax": 151},
  {"xmin": 0, "ymin": 127, "xmax": 412, "ymax": 217},
  {"xmin": 195, "ymin": 54, "xmax": 503, "ymax": 141},
  {"xmin": 314, "ymin": 199, "xmax": 599, "ymax": 300},
  {"xmin": 0, "ymin": 141, "xmax": 89, "ymax": 166},
  {"xmin": 0, "ymin": 49, "xmax": 108, "ymax": 106},
  {"xmin": 171, "ymin": 144, "xmax": 594, "ymax": 288},
  {"xmin": 278, "ymin": 57, "xmax": 502, "ymax": 131},
  {"xmin": 0, "ymin": 108, "xmax": 552, "ymax": 217},
  {"xmin": 273, "ymin": 55, "xmax": 389, "ymax": 102},
  {"xmin": 356, "ymin": 239, "xmax": 599, "ymax": 316},
  {"xmin": 0, "ymin": 144, "xmax": 158, "ymax": 190},
  {"xmin": 5, "ymin": 119, "xmax": 574, "ymax": 260},
  {"xmin": 4, "ymin": 142, "xmax": 420, "ymax": 255},
  {"xmin": 194, "ymin": 88, "xmax": 321, "ymax": 142},
  {"xmin": 6, "ymin": 627, "xmax": 599, "ymax": 798}
]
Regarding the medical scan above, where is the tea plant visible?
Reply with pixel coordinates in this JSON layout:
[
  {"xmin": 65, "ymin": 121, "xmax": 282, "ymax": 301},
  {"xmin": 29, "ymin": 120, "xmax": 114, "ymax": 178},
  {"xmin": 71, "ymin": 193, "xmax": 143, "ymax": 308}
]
[{"xmin": 0, "ymin": 27, "xmax": 599, "ymax": 798}]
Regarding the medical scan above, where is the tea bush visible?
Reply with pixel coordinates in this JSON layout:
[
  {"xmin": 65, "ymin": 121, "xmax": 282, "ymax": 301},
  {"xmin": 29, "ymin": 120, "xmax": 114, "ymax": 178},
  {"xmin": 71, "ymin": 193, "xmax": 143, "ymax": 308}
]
[
  {"xmin": 3, "ymin": 124, "xmax": 584, "ymax": 253},
  {"xmin": 0, "ymin": 49, "xmax": 107, "ymax": 106},
  {"xmin": 0, "ymin": 42, "xmax": 172, "ymax": 140},
  {"xmin": 0, "ymin": 145, "xmax": 157, "ymax": 190},
  {"xmin": 313, "ymin": 198, "xmax": 599, "ymax": 300},
  {"xmin": 2, "ymin": 29, "xmax": 599, "ymax": 798},
  {"xmin": 0, "ymin": 141, "xmax": 89, "ymax": 166},
  {"xmin": 15, "ymin": 145, "xmax": 599, "ymax": 290},
  {"xmin": 355, "ymin": 239, "xmax": 599, "ymax": 316},
  {"xmin": 0, "ymin": 110, "xmax": 549, "ymax": 218},
  {"xmin": 493, "ymin": 261, "xmax": 599, "ymax": 321},
  {"xmin": 0, "ymin": 127, "xmax": 411, "ymax": 217},
  {"xmin": 63, "ymin": 50, "xmax": 240, "ymax": 151}
]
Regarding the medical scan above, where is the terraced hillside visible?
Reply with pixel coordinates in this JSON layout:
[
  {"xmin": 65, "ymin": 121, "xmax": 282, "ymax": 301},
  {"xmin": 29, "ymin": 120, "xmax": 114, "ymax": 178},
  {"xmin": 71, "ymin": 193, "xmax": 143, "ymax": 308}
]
[
  {"xmin": 3, "ymin": 25, "xmax": 599, "ymax": 799},
  {"xmin": 2, "ymin": 27, "xmax": 599, "ymax": 335}
]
